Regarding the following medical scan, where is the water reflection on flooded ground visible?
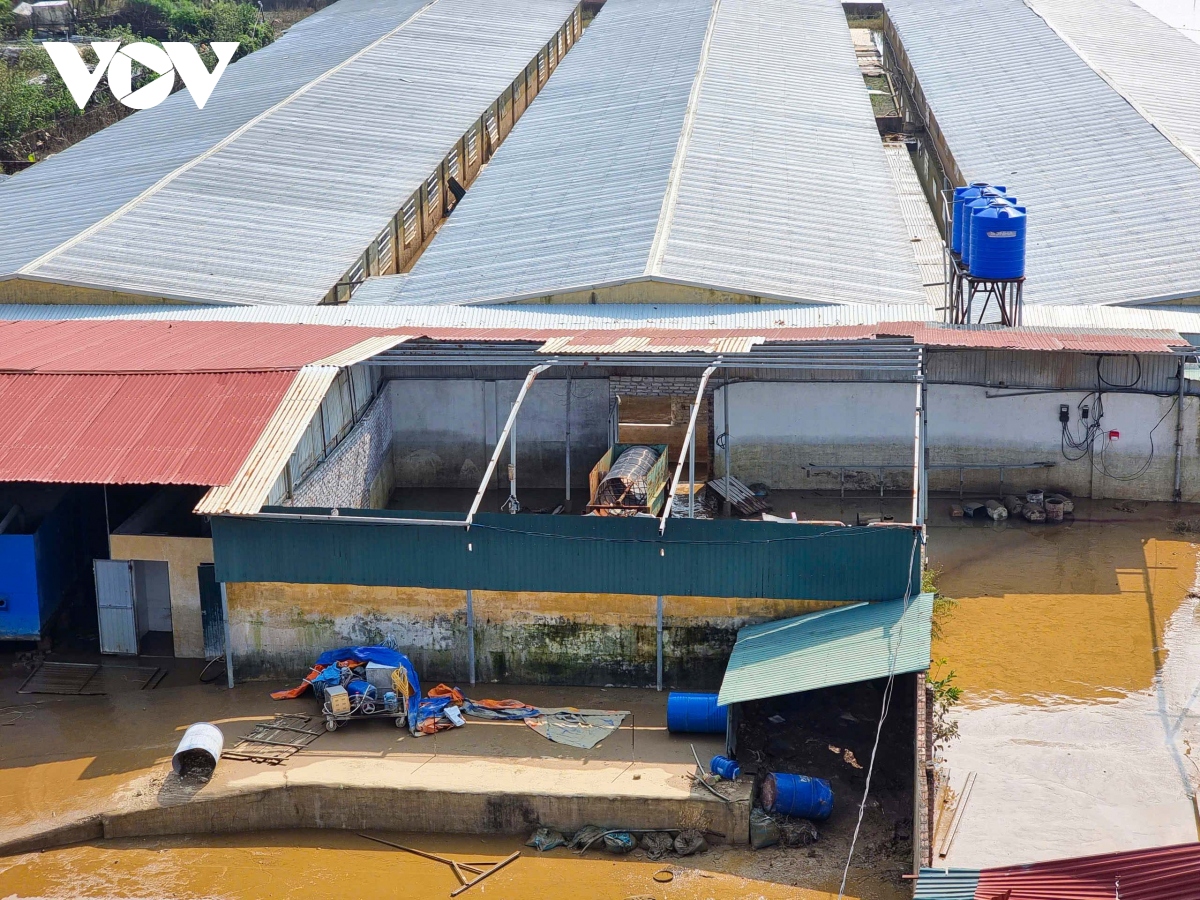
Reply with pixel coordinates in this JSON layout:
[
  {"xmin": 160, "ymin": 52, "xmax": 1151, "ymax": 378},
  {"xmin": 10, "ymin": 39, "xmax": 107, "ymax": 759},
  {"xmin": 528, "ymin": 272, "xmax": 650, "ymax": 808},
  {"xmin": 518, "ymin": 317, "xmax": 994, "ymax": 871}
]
[
  {"xmin": 0, "ymin": 831, "xmax": 901, "ymax": 900},
  {"xmin": 927, "ymin": 500, "xmax": 1200, "ymax": 866}
]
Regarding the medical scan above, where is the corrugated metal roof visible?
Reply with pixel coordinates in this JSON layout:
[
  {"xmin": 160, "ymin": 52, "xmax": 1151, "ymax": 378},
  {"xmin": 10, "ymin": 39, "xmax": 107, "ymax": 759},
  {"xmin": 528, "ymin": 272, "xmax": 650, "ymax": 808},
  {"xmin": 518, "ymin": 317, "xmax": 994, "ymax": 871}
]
[
  {"xmin": 0, "ymin": 370, "xmax": 296, "ymax": 485},
  {"xmin": 1, "ymin": 0, "xmax": 578, "ymax": 306},
  {"xmin": 0, "ymin": 0, "xmax": 429, "ymax": 279},
  {"xmin": 716, "ymin": 591, "xmax": 933, "ymax": 706},
  {"xmin": 196, "ymin": 365, "xmax": 340, "ymax": 514},
  {"xmin": 887, "ymin": 0, "xmax": 1200, "ymax": 307},
  {"xmin": 913, "ymin": 868, "xmax": 982, "ymax": 900},
  {"xmin": 1027, "ymin": 0, "xmax": 1200, "ymax": 169},
  {"xmin": 0, "ymin": 320, "xmax": 400, "ymax": 372},
  {"xmin": 976, "ymin": 842, "xmax": 1200, "ymax": 899},
  {"xmin": 372, "ymin": 0, "xmax": 926, "ymax": 308},
  {"xmin": 882, "ymin": 143, "xmax": 947, "ymax": 304}
]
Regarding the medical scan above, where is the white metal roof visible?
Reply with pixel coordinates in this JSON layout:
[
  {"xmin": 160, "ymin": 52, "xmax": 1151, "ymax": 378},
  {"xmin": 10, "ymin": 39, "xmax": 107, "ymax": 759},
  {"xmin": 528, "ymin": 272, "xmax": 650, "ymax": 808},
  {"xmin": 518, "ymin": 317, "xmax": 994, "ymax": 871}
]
[
  {"xmin": 1027, "ymin": 0, "xmax": 1200, "ymax": 168},
  {"xmin": 887, "ymin": 0, "xmax": 1200, "ymax": 307},
  {"xmin": 366, "ymin": 0, "xmax": 927, "ymax": 308},
  {"xmin": 1, "ymin": 0, "xmax": 578, "ymax": 306}
]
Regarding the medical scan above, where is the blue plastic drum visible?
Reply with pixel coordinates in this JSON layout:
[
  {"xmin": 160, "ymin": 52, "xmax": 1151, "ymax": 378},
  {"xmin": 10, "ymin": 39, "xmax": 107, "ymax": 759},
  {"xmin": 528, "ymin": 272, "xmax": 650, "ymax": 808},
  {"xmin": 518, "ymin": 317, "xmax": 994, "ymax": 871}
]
[
  {"xmin": 666, "ymin": 692, "xmax": 727, "ymax": 733},
  {"xmin": 762, "ymin": 772, "xmax": 834, "ymax": 821}
]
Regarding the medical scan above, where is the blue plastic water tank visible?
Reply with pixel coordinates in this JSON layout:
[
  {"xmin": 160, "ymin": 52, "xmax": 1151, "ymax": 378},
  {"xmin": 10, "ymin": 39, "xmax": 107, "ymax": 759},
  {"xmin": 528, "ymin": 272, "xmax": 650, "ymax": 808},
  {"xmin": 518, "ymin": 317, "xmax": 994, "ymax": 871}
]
[
  {"xmin": 951, "ymin": 182, "xmax": 992, "ymax": 254},
  {"xmin": 710, "ymin": 755, "xmax": 741, "ymax": 780},
  {"xmin": 961, "ymin": 190, "xmax": 1015, "ymax": 268},
  {"xmin": 969, "ymin": 199, "xmax": 1027, "ymax": 279},
  {"xmin": 666, "ymin": 692, "xmax": 727, "ymax": 733},
  {"xmin": 763, "ymin": 772, "xmax": 834, "ymax": 821}
]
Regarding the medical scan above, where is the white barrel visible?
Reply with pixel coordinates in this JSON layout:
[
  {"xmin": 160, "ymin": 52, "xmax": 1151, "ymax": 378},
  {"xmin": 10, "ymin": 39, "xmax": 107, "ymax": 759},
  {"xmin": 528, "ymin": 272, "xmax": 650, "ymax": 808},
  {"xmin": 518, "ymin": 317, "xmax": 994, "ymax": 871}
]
[{"xmin": 173, "ymin": 722, "xmax": 224, "ymax": 778}]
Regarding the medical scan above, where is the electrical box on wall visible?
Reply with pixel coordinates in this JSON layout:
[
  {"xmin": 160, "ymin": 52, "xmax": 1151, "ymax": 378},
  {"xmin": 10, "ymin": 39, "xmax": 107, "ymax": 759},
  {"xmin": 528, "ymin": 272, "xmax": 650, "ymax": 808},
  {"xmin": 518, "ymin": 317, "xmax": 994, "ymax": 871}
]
[{"xmin": 1059, "ymin": 404, "xmax": 1070, "ymax": 423}]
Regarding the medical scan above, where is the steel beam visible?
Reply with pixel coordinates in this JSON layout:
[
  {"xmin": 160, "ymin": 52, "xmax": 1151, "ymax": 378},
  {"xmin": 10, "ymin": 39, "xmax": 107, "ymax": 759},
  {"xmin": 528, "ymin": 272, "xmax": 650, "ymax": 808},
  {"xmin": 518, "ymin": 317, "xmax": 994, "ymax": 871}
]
[
  {"xmin": 660, "ymin": 364, "xmax": 718, "ymax": 534},
  {"xmin": 467, "ymin": 364, "xmax": 550, "ymax": 527}
]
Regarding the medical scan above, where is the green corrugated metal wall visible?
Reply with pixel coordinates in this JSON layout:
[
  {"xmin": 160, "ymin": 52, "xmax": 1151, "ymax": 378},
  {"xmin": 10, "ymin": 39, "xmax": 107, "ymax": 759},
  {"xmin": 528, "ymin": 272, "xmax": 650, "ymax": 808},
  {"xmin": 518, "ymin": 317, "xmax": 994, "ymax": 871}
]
[{"xmin": 212, "ymin": 510, "xmax": 921, "ymax": 602}]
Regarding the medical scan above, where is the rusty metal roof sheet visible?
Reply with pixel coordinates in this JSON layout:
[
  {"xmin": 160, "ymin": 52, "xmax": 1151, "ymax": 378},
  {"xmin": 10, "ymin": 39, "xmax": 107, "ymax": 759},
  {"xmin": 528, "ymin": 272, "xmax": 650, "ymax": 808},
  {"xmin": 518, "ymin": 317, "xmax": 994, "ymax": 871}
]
[
  {"xmin": 975, "ymin": 841, "xmax": 1200, "ymax": 899},
  {"xmin": 196, "ymin": 365, "xmax": 341, "ymax": 514},
  {"xmin": 0, "ymin": 320, "xmax": 399, "ymax": 372},
  {"xmin": 0, "ymin": 370, "xmax": 297, "ymax": 485}
]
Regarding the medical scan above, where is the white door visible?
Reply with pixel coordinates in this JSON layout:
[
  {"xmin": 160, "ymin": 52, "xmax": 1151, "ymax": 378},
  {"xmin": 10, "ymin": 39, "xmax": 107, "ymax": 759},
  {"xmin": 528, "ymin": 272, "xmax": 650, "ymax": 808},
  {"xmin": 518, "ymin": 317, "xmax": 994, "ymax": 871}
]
[{"xmin": 94, "ymin": 559, "xmax": 137, "ymax": 655}]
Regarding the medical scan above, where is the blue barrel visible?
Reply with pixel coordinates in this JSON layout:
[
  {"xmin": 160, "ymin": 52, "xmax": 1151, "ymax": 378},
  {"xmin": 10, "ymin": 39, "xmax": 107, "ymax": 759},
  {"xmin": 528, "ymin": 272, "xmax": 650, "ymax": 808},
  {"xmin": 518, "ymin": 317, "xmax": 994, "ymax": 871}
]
[
  {"xmin": 951, "ymin": 182, "xmax": 992, "ymax": 254},
  {"xmin": 763, "ymin": 772, "xmax": 834, "ymax": 821},
  {"xmin": 666, "ymin": 692, "xmax": 726, "ymax": 733},
  {"xmin": 961, "ymin": 190, "xmax": 1015, "ymax": 267},
  {"xmin": 710, "ymin": 755, "xmax": 741, "ymax": 780},
  {"xmin": 969, "ymin": 199, "xmax": 1027, "ymax": 279}
]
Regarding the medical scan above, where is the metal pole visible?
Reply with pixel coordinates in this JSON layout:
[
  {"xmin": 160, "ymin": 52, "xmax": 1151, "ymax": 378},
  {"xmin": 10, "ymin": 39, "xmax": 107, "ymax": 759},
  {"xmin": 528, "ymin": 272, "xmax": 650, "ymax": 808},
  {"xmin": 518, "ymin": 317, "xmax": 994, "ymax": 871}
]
[
  {"xmin": 722, "ymin": 374, "xmax": 731, "ymax": 517},
  {"xmin": 1175, "ymin": 357, "xmax": 1188, "ymax": 502},
  {"xmin": 508, "ymin": 419, "xmax": 518, "ymax": 513},
  {"xmin": 219, "ymin": 582, "xmax": 235, "ymax": 690},
  {"xmin": 466, "ymin": 589, "xmax": 476, "ymax": 686},
  {"xmin": 911, "ymin": 379, "xmax": 923, "ymax": 527},
  {"xmin": 467, "ymin": 364, "xmax": 549, "ymax": 527},
  {"xmin": 565, "ymin": 372, "xmax": 572, "ymax": 506},
  {"xmin": 688, "ymin": 425, "xmax": 696, "ymax": 518},
  {"xmin": 660, "ymin": 364, "xmax": 718, "ymax": 535},
  {"xmin": 656, "ymin": 595, "xmax": 664, "ymax": 692},
  {"xmin": 921, "ymin": 377, "xmax": 929, "ymax": 526}
]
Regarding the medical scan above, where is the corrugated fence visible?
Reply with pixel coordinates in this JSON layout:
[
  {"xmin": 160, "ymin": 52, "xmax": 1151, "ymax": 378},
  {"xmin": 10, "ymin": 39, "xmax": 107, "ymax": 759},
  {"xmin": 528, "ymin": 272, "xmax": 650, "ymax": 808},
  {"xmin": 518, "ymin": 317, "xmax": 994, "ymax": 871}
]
[{"xmin": 212, "ymin": 511, "xmax": 921, "ymax": 602}]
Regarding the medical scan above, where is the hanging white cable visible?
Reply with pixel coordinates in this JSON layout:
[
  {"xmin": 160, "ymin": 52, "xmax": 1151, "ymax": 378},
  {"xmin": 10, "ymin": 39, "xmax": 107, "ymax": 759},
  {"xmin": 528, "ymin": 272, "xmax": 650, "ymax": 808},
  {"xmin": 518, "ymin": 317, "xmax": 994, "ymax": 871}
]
[{"xmin": 837, "ymin": 530, "xmax": 922, "ymax": 900}]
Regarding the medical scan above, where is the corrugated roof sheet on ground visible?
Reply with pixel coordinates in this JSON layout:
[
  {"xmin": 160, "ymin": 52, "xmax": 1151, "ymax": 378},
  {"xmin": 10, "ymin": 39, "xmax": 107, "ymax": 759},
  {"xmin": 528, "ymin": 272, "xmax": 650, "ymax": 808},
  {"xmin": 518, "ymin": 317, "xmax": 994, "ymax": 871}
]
[
  {"xmin": 912, "ymin": 868, "xmax": 982, "ymax": 900},
  {"xmin": 975, "ymin": 841, "xmax": 1200, "ymax": 900},
  {"xmin": 381, "ymin": 0, "xmax": 926, "ymax": 308},
  {"xmin": 887, "ymin": 0, "xmax": 1200, "ymax": 306},
  {"xmin": 2, "ymin": 0, "xmax": 578, "ymax": 306},
  {"xmin": 0, "ymin": 320, "xmax": 400, "ymax": 371},
  {"xmin": 717, "ymin": 590, "xmax": 933, "ymax": 706},
  {"xmin": 0, "ymin": 371, "xmax": 296, "ymax": 485}
]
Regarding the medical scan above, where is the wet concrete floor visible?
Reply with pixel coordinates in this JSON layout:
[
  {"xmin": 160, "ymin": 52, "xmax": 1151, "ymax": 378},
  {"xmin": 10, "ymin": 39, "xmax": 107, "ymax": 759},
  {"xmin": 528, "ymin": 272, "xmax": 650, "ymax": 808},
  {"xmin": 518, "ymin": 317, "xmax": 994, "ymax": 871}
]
[{"xmin": 925, "ymin": 497, "xmax": 1200, "ymax": 866}]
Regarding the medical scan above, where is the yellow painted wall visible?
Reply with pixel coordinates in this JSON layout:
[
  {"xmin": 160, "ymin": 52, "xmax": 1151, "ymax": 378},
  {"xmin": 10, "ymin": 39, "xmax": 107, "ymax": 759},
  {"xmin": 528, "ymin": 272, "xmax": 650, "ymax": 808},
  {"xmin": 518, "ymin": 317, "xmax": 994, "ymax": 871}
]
[
  {"xmin": 108, "ymin": 535, "xmax": 213, "ymax": 658},
  {"xmin": 0, "ymin": 279, "xmax": 189, "ymax": 305},
  {"xmin": 520, "ymin": 280, "xmax": 770, "ymax": 305}
]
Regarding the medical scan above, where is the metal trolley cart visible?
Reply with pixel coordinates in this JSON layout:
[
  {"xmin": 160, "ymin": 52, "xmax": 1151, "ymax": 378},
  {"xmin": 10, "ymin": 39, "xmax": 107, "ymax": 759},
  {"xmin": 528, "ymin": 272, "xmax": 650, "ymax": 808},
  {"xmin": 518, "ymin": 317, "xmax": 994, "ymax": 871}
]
[{"xmin": 316, "ymin": 667, "xmax": 411, "ymax": 732}]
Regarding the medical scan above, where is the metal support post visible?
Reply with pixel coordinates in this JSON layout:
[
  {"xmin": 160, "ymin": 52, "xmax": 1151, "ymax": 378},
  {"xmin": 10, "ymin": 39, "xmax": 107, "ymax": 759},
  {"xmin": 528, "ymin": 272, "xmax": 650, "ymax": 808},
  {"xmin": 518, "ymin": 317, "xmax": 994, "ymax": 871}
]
[
  {"xmin": 1175, "ymin": 357, "xmax": 1188, "ymax": 502},
  {"xmin": 506, "ymin": 421, "xmax": 519, "ymax": 513},
  {"xmin": 467, "ymin": 364, "xmax": 549, "ymax": 527},
  {"xmin": 565, "ymin": 372, "xmax": 572, "ymax": 506},
  {"xmin": 688, "ymin": 426, "xmax": 696, "ymax": 518},
  {"xmin": 660, "ymin": 364, "xmax": 718, "ymax": 534},
  {"xmin": 219, "ymin": 582, "xmax": 235, "ymax": 690},
  {"xmin": 911, "ymin": 379, "xmax": 923, "ymax": 527},
  {"xmin": 722, "ymin": 374, "xmax": 731, "ymax": 517},
  {"xmin": 466, "ymin": 589, "xmax": 476, "ymax": 685},
  {"xmin": 656, "ymin": 595, "xmax": 664, "ymax": 692}
]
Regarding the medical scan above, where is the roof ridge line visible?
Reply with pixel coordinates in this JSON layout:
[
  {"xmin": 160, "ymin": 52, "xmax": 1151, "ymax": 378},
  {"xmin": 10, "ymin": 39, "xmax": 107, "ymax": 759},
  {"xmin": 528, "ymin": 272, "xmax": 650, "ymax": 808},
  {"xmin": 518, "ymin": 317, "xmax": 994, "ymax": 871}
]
[
  {"xmin": 18, "ymin": 0, "xmax": 443, "ymax": 277},
  {"xmin": 643, "ymin": 0, "xmax": 722, "ymax": 279}
]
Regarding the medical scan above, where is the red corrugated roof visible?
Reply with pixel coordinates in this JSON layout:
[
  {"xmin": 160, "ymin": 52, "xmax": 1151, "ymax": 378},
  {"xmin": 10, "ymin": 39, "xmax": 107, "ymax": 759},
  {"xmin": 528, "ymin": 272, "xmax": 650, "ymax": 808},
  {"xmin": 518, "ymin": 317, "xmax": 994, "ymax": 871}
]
[
  {"xmin": 975, "ymin": 842, "xmax": 1200, "ymax": 899},
  {"xmin": 0, "ymin": 319, "xmax": 398, "ymax": 372},
  {"xmin": 0, "ymin": 371, "xmax": 296, "ymax": 485}
]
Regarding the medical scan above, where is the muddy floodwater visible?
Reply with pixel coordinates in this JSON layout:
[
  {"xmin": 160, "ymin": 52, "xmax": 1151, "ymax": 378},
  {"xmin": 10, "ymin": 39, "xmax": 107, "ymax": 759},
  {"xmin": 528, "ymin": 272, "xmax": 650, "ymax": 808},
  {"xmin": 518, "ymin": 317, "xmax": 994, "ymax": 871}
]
[
  {"xmin": 926, "ymin": 500, "xmax": 1200, "ymax": 866},
  {"xmin": 0, "ymin": 831, "xmax": 902, "ymax": 900}
]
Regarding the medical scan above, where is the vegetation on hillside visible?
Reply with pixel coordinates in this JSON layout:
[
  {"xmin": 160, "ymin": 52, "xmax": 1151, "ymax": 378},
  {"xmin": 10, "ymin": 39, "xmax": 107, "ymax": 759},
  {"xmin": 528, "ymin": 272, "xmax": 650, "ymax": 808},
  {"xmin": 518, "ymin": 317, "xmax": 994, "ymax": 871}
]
[{"xmin": 0, "ymin": 0, "xmax": 295, "ymax": 173}]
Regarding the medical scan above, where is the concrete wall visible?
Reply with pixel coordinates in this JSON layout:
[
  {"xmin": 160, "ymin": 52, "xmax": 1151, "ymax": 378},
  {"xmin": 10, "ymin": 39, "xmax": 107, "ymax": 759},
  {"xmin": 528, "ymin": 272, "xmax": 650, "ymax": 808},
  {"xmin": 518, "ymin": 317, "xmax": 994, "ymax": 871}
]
[
  {"xmin": 225, "ymin": 580, "xmax": 836, "ymax": 686},
  {"xmin": 715, "ymin": 382, "xmax": 1200, "ymax": 501},
  {"xmin": 109, "ymin": 535, "xmax": 213, "ymax": 658},
  {"xmin": 389, "ymin": 377, "xmax": 609, "ymax": 490},
  {"xmin": 288, "ymin": 391, "xmax": 393, "ymax": 509}
]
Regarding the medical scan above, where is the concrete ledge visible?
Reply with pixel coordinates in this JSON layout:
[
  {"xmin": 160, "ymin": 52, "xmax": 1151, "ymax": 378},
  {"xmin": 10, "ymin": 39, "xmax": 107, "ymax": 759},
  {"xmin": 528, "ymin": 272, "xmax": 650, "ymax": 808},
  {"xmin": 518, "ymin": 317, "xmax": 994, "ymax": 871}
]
[{"xmin": 2, "ymin": 757, "xmax": 750, "ymax": 856}]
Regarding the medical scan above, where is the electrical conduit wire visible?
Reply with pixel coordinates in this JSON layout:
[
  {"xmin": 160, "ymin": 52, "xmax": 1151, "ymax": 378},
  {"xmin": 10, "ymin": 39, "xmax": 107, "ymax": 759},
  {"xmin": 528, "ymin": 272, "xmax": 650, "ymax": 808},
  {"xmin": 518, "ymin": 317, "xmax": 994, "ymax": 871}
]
[{"xmin": 837, "ymin": 530, "xmax": 921, "ymax": 900}]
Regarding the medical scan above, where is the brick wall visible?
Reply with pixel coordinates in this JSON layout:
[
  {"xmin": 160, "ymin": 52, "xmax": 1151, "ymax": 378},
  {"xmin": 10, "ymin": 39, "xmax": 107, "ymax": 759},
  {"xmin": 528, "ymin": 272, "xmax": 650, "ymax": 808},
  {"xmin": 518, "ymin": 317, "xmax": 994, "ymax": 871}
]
[{"xmin": 288, "ymin": 391, "xmax": 393, "ymax": 509}]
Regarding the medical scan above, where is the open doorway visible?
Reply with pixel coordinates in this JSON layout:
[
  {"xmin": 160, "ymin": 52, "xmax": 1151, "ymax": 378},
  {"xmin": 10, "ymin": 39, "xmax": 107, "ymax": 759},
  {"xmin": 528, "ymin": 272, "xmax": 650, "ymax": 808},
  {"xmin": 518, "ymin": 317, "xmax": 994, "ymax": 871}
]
[{"xmin": 93, "ymin": 559, "xmax": 174, "ymax": 657}]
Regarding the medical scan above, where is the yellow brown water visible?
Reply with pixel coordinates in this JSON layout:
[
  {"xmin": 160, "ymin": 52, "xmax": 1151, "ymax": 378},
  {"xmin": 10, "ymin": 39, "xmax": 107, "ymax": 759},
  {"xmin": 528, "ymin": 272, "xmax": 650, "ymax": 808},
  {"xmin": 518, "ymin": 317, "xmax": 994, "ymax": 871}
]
[
  {"xmin": 0, "ymin": 831, "xmax": 904, "ymax": 900},
  {"xmin": 927, "ymin": 514, "xmax": 1199, "ymax": 705}
]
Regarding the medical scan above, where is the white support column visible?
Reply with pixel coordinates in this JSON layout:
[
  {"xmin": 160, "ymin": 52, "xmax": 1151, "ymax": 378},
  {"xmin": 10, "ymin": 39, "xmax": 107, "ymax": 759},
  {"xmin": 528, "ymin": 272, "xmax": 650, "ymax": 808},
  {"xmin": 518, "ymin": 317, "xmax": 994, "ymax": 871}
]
[
  {"xmin": 911, "ymin": 378, "xmax": 924, "ymax": 528},
  {"xmin": 565, "ymin": 372, "xmax": 572, "ymax": 506},
  {"xmin": 660, "ymin": 364, "xmax": 718, "ymax": 534},
  {"xmin": 467, "ymin": 364, "xmax": 550, "ymax": 527}
]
